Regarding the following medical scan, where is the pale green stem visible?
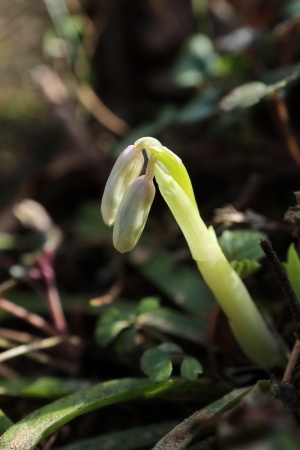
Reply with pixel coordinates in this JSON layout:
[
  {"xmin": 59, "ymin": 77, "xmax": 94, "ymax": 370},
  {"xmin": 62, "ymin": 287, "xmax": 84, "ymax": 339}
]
[{"xmin": 154, "ymin": 165, "xmax": 285, "ymax": 368}]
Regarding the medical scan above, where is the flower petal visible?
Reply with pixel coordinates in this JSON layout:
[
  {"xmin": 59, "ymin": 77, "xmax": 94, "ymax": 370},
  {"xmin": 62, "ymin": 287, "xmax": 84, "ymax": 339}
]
[
  {"xmin": 101, "ymin": 145, "xmax": 144, "ymax": 226},
  {"xmin": 113, "ymin": 176, "xmax": 155, "ymax": 253}
]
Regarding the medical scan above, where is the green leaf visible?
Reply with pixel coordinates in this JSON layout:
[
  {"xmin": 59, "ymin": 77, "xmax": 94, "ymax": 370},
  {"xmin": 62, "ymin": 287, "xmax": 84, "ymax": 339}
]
[
  {"xmin": 141, "ymin": 348, "xmax": 173, "ymax": 381},
  {"xmin": 0, "ymin": 409, "xmax": 13, "ymax": 435},
  {"xmin": 230, "ymin": 259, "xmax": 261, "ymax": 279},
  {"xmin": 218, "ymin": 230, "xmax": 267, "ymax": 262},
  {"xmin": 219, "ymin": 70, "xmax": 300, "ymax": 112},
  {"xmin": 95, "ymin": 308, "xmax": 132, "ymax": 347},
  {"xmin": 283, "ymin": 243, "xmax": 300, "ymax": 301},
  {"xmin": 153, "ymin": 386, "xmax": 251, "ymax": 449},
  {"xmin": 176, "ymin": 90, "xmax": 218, "ymax": 124},
  {"xmin": 173, "ymin": 34, "xmax": 224, "ymax": 88},
  {"xmin": 0, "ymin": 377, "xmax": 93, "ymax": 399},
  {"xmin": 137, "ymin": 307, "xmax": 205, "ymax": 344},
  {"xmin": 114, "ymin": 328, "xmax": 138, "ymax": 354},
  {"xmin": 158, "ymin": 343, "xmax": 183, "ymax": 355},
  {"xmin": 133, "ymin": 247, "xmax": 215, "ymax": 320},
  {"xmin": 137, "ymin": 297, "xmax": 161, "ymax": 314},
  {"xmin": 219, "ymin": 82, "xmax": 268, "ymax": 111},
  {"xmin": 55, "ymin": 421, "xmax": 179, "ymax": 450},
  {"xmin": 180, "ymin": 357, "xmax": 203, "ymax": 381},
  {"xmin": 0, "ymin": 378, "xmax": 207, "ymax": 450}
]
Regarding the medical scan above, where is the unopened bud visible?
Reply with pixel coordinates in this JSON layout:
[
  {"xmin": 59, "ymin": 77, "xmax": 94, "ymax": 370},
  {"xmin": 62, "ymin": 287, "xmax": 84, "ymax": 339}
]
[
  {"xmin": 101, "ymin": 145, "xmax": 144, "ymax": 226},
  {"xmin": 113, "ymin": 176, "xmax": 155, "ymax": 253}
]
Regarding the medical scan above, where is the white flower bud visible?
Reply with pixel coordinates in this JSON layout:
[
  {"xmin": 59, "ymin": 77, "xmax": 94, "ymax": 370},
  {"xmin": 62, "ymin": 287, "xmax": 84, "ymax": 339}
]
[
  {"xmin": 101, "ymin": 145, "xmax": 144, "ymax": 226},
  {"xmin": 113, "ymin": 176, "xmax": 155, "ymax": 253}
]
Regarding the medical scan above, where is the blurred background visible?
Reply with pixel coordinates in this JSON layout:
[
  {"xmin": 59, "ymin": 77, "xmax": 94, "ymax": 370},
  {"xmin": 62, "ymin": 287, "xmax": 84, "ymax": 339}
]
[{"xmin": 1, "ymin": 0, "xmax": 300, "ymax": 443}]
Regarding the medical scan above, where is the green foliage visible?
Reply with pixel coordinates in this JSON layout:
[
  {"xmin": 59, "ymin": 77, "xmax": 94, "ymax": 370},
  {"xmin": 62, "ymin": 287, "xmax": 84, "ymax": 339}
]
[
  {"xmin": 141, "ymin": 343, "xmax": 203, "ymax": 382},
  {"xmin": 219, "ymin": 72, "xmax": 300, "ymax": 112},
  {"xmin": 0, "ymin": 377, "xmax": 93, "ymax": 399},
  {"xmin": 218, "ymin": 229, "xmax": 267, "ymax": 278},
  {"xmin": 283, "ymin": 243, "xmax": 300, "ymax": 301},
  {"xmin": 95, "ymin": 307, "xmax": 133, "ymax": 347},
  {"xmin": 55, "ymin": 421, "xmax": 179, "ymax": 450},
  {"xmin": 141, "ymin": 348, "xmax": 173, "ymax": 381},
  {"xmin": 173, "ymin": 34, "xmax": 228, "ymax": 88},
  {"xmin": 180, "ymin": 356, "xmax": 203, "ymax": 381},
  {"xmin": 0, "ymin": 378, "xmax": 233, "ymax": 449}
]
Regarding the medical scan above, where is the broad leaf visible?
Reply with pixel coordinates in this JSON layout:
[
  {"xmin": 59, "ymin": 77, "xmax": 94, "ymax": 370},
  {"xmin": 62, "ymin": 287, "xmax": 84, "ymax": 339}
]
[
  {"xmin": 0, "ymin": 377, "xmax": 93, "ymax": 399},
  {"xmin": 218, "ymin": 230, "xmax": 266, "ymax": 262},
  {"xmin": 0, "ymin": 378, "xmax": 231, "ymax": 450},
  {"xmin": 153, "ymin": 386, "xmax": 251, "ymax": 449},
  {"xmin": 141, "ymin": 348, "xmax": 173, "ymax": 381},
  {"xmin": 55, "ymin": 420, "xmax": 179, "ymax": 450},
  {"xmin": 283, "ymin": 243, "xmax": 300, "ymax": 301},
  {"xmin": 180, "ymin": 357, "xmax": 203, "ymax": 381},
  {"xmin": 230, "ymin": 259, "xmax": 261, "ymax": 279}
]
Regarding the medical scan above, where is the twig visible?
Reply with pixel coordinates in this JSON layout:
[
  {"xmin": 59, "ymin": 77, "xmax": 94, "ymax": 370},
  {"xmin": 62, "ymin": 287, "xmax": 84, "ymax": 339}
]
[
  {"xmin": 260, "ymin": 238, "xmax": 300, "ymax": 382},
  {"xmin": 0, "ymin": 335, "xmax": 78, "ymax": 363},
  {"xmin": 37, "ymin": 251, "xmax": 69, "ymax": 337},
  {"xmin": 273, "ymin": 93, "xmax": 300, "ymax": 167},
  {"xmin": 0, "ymin": 296, "xmax": 57, "ymax": 336},
  {"xmin": 259, "ymin": 238, "xmax": 300, "ymax": 335}
]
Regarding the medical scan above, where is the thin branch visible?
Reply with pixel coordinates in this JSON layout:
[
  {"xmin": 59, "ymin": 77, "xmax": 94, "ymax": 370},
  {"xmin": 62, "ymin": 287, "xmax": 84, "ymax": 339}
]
[
  {"xmin": 0, "ymin": 296, "xmax": 57, "ymax": 336},
  {"xmin": 260, "ymin": 238, "xmax": 300, "ymax": 382},
  {"xmin": 273, "ymin": 93, "xmax": 300, "ymax": 167}
]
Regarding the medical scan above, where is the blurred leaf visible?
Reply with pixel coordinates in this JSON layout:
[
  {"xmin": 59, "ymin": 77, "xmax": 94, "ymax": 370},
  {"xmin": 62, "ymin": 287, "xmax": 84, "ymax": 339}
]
[
  {"xmin": 153, "ymin": 386, "xmax": 251, "ymax": 449},
  {"xmin": 220, "ymin": 70, "xmax": 300, "ymax": 112},
  {"xmin": 230, "ymin": 259, "xmax": 261, "ymax": 279},
  {"xmin": 76, "ymin": 202, "xmax": 112, "ymax": 239},
  {"xmin": 218, "ymin": 230, "xmax": 267, "ymax": 262},
  {"xmin": 141, "ymin": 348, "xmax": 173, "ymax": 381},
  {"xmin": 134, "ymin": 248, "xmax": 215, "ymax": 320},
  {"xmin": 219, "ymin": 82, "xmax": 268, "ymax": 111},
  {"xmin": 137, "ymin": 296, "xmax": 161, "ymax": 314},
  {"xmin": 1, "ymin": 378, "xmax": 209, "ymax": 450},
  {"xmin": 95, "ymin": 308, "xmax": 132, "ymax": 347},
  {"xmin": 0, "ymin": 377, "xmax": 93, "ymax": 399},
  {"xmin": 137, "ymin": 308, "xmax": 205, "ymax": 344},
  {"xmin": 173, "ymin": 34, "xmax": 225, "ymax": 88},
  {"xmin": 180, "ymin": 357, "xmax": 203, "ymax": 381},
  {"xmin": 55, "ymin": 421, "xmax": 179, "ymax": 450},
  {"xmin": 158, "ymin": 343, "xmax": 183, "ymax": 355},
  {"xmin": 0, "ymin": 409, "xmax": 13, "ymax": 435},
  {"xmin": 283, "ymin": 243, "xmax": 300, "ymax": 301},
  {"xmin": 176, "ymin": 90, "xmax": 218, "ymax": 124},
  {"xmin": 114, "ymin": 328, "xmax": 138, "ymax": 354}
]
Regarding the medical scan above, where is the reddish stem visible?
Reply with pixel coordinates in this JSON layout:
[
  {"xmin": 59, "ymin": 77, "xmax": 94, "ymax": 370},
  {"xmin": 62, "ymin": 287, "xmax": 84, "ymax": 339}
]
[
  {"xmin": 37, "ymin": 251, "xmax": 69, "ymax": 337},
  {"xmin": 0, "ymin": 296, "xmax": 57, "ymax": 336},
  {"xmin": 273, "ymin": 93, "xmax": 300, "ymax": 167}
]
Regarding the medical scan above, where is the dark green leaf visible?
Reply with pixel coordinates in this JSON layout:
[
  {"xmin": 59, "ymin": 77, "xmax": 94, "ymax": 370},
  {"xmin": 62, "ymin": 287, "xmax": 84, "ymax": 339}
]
[
  {"xmin": 55, "ymin": 421, "xmax": 179, "ymax": 450},
  {"xmin": 133, "ymin": 247, "xmax": 215, "ymax": 320},
  {"xmin": 0, "ymin": 377, "xmax": 93, "ymax": 399},
  {"xmin": 219, "ymin": 82, "xmax": 268, "ymax": 111},
  {"xmin": 218, "ymin": 229, "xmax": 267, "ymax": 262},
  {"xmin": 137, "ymin": 308, "xmax": 205, "ymax": 344},
  {"xmin": 230, "ymin": 259, "xmax": 261, "ymax": 279},
  {"xmin": 158, "ymin": 343, "xmax": 183, "ymax": 355},
  {"xmin": 0, "ymin": 378, "xmax": 230, "ymax": 449},
  {"xmin": 153, "ymin": 386, "xmax": 251, "ymax": 449},
  {"xmin": 137, "ymin": 296, "xmax": 161, "ymax": 314},
  {"xmin": 114, "ymin": 328, "xmax": 138, "ymax": 354},
  {"xmin": 176, "ymin": 90, "xmax": 218, "ymax": 124},
  {"xmin": 180, "ymin": 357, "xmax": 203, "ymax": 381},
  {"xmin": 141, "ymin": 348, "xmax": 173, "ymax": 381},
  {"xmin": 95, "ymin": 308, "xmax": 132, "ymax": 347},
  {"xmin": 283, "ymin": 243, "xmax": 300, "ymax": 301}
]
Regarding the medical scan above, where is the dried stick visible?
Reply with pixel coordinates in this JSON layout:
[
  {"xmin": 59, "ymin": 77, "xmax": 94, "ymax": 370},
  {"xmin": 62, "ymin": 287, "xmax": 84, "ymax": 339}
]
[{"xmin": 260, "ymin": 238, "xmax": 300, "ymax": 382}]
